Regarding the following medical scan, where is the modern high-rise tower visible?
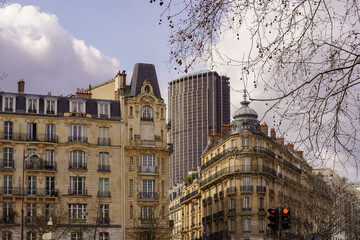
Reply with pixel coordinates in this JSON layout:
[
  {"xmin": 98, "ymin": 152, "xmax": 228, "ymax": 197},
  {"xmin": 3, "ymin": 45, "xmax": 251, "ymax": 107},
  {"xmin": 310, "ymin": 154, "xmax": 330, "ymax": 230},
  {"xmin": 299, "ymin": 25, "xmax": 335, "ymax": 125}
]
[{"xmin": 168, "ymin": 71, "xmax": 230, "ymax": 186}]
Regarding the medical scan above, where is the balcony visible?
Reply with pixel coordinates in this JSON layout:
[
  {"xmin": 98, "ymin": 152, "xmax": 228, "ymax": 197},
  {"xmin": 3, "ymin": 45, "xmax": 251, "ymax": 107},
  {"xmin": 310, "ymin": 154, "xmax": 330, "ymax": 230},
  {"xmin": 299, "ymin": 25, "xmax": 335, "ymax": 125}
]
[
  {"xmin": 206, "ymin": 196, "xmax": 212, "ymax": 204},
  {"xmin": 140, "ymin": 117, "xmax": 154, "ymax": 122},
  {"xmin": 242, "ymin": 207, "xmax": 252, "ymax": 212},
  {"xmin": 256, "ymin": 186, "xmax": 266, "ymax": 194},
  {"xmin": 97, "ymin": 217, "xmax": 110, "ymax": 225},
  {"xmin": 25, "ymin": 160, "xmax": 57, "ymax": 171},
  {"xmin": 98, "ymin": 164, "xmax": 110, "ymax": 171},
  {"xmin": 180, "ymin": 190, "xmax": 199, "ymax": 203},
  {"xmin": 202, "ymin": 199, "xmax": 207, "ymax": 206},
  {"xmin": 139, "ymin": 192, "xmax": 158, "ymax": 200},
  {"xmin": 4, "ymin": 107, "xmax": 13, "ymax": 112},
  {"xmin": 69, "ymin": 161, "xmax": 87, "ymax": 170},
  {"xmin": 1, "ymin": 216, "xmax": 15, "ymax": 224},
  {"xmin": 258, "ymin": 207, "xmax": 265, "ymax": 212},
  {"xmin": 68, "ymin": 136, "xmax": 88, "ymax": 143},
  {"xmin": 0, "ymin": 160, "xmax": 15, "ymax": 169},
  {"xmin": 68, "ymin": 188, "xmax": 88, "ymax": 196},
  {"xmin": 217, "ymin": 210, "xmax": 224, "ymax": 219},
  {"xmin": 227, "ymin": 187, "xmax": 236, "ymax": 195},
  {"xmin": 240, "ymin": 185, "xmax": 253, "ymax": 193},
  {"xmin": 228, "ymin": 208, "xmax": 236, "ymax": 216},
  {"xmin": 253, "ymin": 146, "xmax": 276, "ymax": 159},
  {"xmin": 98, "ymin": 191, "xmax": 111, "ymax": 197},
  {"xmin": 98, "ymin": 137, "xmax": 111, "ymax": 146},
  {"xmin": 139, "ymin": 165, "xmax": 157, "ymax": 174},
  {"xmin": 0, "ymin": 132, "xmax": 58, "ymax": 142},
  {"xmin": 46, "ymin": 110, "xmax": 55, "ymax": 115},
  {"xmin": 213, "ymin": 193, "xmax": 218, "ymax": 201},
  {"xmin": 269, "ymin": 189, "xmax": 274, "ymax": 196},
  {"xmin": 0, "ymin": 187, "xmax": 59, "ymax": 197},
  {"xmin": 205, "ymin": 215, "xmax": 212, "ymax": 222}
]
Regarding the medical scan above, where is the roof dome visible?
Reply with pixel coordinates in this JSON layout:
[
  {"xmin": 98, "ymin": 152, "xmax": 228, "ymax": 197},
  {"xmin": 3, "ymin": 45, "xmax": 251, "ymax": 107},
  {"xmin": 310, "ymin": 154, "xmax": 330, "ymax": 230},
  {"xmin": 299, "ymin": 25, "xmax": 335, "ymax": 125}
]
[{"xmin": 232, "ymin": 92, "xmax": 258, "ymax": 120}]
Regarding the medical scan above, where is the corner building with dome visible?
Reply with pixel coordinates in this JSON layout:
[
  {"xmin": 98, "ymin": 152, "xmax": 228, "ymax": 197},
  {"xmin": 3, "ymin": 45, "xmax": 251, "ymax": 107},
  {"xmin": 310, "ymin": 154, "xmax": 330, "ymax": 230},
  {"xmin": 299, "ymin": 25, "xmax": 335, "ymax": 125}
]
[{"xmin": 196, "ymin": 93, "xmax": 312, "ymax": 240}]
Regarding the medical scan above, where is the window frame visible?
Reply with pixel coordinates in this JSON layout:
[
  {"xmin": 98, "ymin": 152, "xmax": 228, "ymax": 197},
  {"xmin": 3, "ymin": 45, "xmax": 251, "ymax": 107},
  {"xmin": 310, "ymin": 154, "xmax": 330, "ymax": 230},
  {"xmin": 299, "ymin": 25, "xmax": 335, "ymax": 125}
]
[
  {"xmin": 2, "ymin": 95, "xmax": 16, "ymax": 113},
  {"xmin": 25, "ymin": 97, "xmax": 39, "ymax": 114},
  {"xmin": 44, "ymin": 97, "xmax": 57, "ymax": 115},
  {"xmin": 97, "ymin": 102, "xmax": 111, "ymax": 118}
]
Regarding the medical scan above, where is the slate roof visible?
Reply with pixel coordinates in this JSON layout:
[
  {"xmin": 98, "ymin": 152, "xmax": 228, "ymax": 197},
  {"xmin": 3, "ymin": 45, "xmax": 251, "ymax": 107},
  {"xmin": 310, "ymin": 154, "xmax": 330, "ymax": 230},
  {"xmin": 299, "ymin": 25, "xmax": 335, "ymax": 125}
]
[{"xmin": 130, "ymin": 63, "xmax": 162, "ymax": 98}]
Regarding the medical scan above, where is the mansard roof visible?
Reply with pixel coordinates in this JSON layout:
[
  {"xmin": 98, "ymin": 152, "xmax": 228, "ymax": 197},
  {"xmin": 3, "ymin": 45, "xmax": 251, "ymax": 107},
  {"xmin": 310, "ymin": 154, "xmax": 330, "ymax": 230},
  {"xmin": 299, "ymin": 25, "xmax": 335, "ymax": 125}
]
[{"xmin": 130, "ymin": 63, "xmax": 162, "ymax": 98}]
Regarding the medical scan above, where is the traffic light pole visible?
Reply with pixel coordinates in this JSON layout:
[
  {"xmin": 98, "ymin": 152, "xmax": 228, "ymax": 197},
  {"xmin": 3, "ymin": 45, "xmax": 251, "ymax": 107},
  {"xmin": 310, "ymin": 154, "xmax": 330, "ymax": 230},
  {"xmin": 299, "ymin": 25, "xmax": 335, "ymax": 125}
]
[{"xmin": 278, "ymin": 209, "xmax": 282, "ymax": 240}]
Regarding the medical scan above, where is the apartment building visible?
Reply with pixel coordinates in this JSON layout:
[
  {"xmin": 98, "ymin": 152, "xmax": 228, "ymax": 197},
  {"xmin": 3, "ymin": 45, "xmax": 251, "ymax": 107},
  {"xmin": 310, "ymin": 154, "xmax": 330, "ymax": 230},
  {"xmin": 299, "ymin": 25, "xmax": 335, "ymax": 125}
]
[
  {"xmin": 0, "ymin": 63, "xmax": 171, "ymax": 240},
  {"xmin": 198, "ymin": 93, "xmax": 310, "ymax": 240},
  {"xmin": 0, "ymin": 80, "xmax": 123, "ymax": 239}
]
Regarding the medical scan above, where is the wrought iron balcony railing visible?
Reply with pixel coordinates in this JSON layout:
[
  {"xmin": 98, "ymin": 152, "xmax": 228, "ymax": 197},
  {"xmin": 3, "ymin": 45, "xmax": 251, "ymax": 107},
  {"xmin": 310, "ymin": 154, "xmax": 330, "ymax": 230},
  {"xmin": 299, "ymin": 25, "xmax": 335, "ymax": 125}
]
[
  {"xmin": 139, "ymin": 166, "xmax": 157, "ymax": 174},
  {"xmin": 98, "ymin": 137, "xmax": 111, "ymax": 146}
]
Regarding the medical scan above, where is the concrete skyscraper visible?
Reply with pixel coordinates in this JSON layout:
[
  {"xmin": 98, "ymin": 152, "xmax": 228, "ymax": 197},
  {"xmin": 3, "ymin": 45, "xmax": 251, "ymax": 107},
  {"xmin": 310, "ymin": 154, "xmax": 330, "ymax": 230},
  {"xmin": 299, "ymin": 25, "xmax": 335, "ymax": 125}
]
[{"xmin": 168, "ymin": 71, "xmax": 230, "ymax": 186}]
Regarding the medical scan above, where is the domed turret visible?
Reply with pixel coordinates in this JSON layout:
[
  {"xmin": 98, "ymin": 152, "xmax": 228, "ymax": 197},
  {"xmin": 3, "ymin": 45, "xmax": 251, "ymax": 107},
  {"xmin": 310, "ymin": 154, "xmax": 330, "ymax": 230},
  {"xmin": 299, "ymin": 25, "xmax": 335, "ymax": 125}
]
[{"xmin": 231, "ymin": 90, "xmax": 259, "ymax": 133}]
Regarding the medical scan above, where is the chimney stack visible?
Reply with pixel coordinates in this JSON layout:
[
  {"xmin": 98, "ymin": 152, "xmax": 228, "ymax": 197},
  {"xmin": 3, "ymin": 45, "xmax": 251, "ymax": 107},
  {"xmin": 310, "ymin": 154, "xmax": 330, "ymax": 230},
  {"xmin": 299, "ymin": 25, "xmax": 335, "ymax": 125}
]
[
  {"xmin": 270, "ymin": 128, "xmax": 276, "ymax": 139},
  {"xmin": 276, "ymin": 136, "xmax": 284, "ymax": 145},
  {"xmin": 294, "ymin": 150, "xmax": 303, "ymax": 159},
  {"xmin": 260, "ymin": 123, "xmax": 268, "ymax": 136},
  {"xmin": 285, "ymin": 143, "xmax": 294, "ymax": 152},
  {"xmin": 221, "ymin": 124, "xmax": 231, "ymax": 138},
  {"xmin": 18, "ymin": 79, "xmax": 25, "ymax": 93}
]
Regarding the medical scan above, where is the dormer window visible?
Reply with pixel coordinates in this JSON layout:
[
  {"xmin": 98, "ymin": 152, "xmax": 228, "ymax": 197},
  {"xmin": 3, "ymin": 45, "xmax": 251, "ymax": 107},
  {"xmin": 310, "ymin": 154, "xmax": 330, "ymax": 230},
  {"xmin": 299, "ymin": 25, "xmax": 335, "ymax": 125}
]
[
  {"xmin": 2, "ymin": 95, "xmax": 16, "ymax": 113},
  {"xmin": 69, "ymin": 100, "xmax": 86, "ymax": 116},
  {"xmin": 98, "ymin": 102, "xmax": 110, "ymax": 118},
  {"xmin": 141, "ymin": 106, "xmax": 153, "ymax": 122},
  {"xmin": 26, "ymin": 97, "xmax": 39, "ymax": 114},
  {"xmin": 44, "ymin": 98, "xmax": 57, "ymax": 115}
]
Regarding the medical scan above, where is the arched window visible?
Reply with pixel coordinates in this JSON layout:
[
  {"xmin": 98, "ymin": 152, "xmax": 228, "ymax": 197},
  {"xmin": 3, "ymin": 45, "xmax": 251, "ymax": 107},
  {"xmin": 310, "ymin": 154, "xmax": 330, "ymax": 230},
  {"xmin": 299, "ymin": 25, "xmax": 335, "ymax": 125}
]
[
  {"xmin": 145, "ymin": 86, "xmax": 150, "ymax": 93},
  {"xmin": 141, "ymin": 106, "xmax": 153, "ymax": 122}
]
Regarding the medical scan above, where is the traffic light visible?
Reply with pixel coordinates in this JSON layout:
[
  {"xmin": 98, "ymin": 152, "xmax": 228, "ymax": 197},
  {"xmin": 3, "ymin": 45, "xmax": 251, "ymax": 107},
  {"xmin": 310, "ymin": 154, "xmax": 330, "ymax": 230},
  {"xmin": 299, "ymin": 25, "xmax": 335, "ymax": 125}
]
[
  {"xmin": 267, "ymin": 208, "xmax": 279, "ymax": 231},
  {"xmin": 281, "ymin": 207, "xmax": 291, "ymax": 230}
]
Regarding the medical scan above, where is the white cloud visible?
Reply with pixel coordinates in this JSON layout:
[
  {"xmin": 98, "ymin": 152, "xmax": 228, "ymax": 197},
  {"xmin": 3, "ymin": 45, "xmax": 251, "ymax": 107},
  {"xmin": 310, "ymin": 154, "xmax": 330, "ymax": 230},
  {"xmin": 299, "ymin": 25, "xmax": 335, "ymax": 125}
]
[{"xmin": 0, "ymin": 4, "xmax": 119, "ymax": 95}]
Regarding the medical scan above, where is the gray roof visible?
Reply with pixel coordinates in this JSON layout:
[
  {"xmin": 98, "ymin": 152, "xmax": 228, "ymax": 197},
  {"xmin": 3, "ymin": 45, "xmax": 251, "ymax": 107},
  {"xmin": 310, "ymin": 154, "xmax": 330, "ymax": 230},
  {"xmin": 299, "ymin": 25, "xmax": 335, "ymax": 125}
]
[{"xmin": 130, "ymin": 63, "xmax": 161, "ymax": 98}]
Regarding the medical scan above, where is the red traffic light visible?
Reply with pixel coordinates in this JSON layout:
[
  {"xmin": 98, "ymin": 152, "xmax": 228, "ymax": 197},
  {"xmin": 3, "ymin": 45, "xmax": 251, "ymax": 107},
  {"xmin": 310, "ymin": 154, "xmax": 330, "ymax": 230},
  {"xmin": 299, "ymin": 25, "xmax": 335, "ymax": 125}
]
[
  {"xmin": 270, "ymin": 210, "xmax": 276, "ymax": 214},
  {"xmin": 282, "ymin": 208, "xmax": 289, "ymax": 214}
]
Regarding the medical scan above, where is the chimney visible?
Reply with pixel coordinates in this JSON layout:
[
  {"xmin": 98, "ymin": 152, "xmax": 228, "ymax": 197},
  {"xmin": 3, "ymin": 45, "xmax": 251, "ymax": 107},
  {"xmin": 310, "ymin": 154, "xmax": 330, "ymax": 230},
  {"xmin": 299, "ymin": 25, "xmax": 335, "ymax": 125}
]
[
  {"xmin": 276, "ymin": 136, "xmax": 284, "ymax": 145},
  {"xmin": 210, "ymin": 133, "xmax": 222, "ymax": 145},
  {"xmin": 120, "ymin": 70, "xmax": 127, "ymax": 88},
  {"xmin": 294, "ymin": 150, "xmax": 303, "ymax": 159},
  {"xmin": 221, "ymin": 124, "xmax": 231, "ymax": 138},
  {"xmin": 18, "ymin": 79, "xmax": 25, "ymax": 93},
  {"xmin": 270, "ymin": 128, "xmax": 276, "ymax": 139},
  {"xmin": 76, "ymin": 88, "xmax": 92, "ymax": 99},
  {"xmin": 285, "ymin": 143, "xmax": 294, "ymax": 152},
  {"xmin": 260, "ymin": 123, "xmax": 268, "ymax": 136}
]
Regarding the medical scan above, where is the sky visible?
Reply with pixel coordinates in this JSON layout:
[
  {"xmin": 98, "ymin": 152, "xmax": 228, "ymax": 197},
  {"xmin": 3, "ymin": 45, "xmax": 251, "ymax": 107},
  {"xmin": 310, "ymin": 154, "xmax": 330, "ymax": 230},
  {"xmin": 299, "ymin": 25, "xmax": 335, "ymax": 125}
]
[{"xmin": 0, "ymin": 1, "xmax": 358, "ymax": 181}]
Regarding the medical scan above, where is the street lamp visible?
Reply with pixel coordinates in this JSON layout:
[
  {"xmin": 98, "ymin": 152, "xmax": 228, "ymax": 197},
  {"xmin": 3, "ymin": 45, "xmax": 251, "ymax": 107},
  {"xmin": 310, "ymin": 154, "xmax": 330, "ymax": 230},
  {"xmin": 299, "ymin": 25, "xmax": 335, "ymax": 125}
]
[{"xmin": 21, "ymin": 149, "xmax": 39, "ymax": 240}]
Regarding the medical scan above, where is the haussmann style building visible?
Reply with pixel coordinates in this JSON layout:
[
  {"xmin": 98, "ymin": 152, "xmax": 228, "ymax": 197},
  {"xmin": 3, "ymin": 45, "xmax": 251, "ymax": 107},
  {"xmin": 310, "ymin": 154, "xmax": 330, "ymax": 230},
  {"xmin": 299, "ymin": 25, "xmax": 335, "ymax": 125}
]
[{"xmin": 0, "ymin": 63, "xmax": 172, "ymax": 240}]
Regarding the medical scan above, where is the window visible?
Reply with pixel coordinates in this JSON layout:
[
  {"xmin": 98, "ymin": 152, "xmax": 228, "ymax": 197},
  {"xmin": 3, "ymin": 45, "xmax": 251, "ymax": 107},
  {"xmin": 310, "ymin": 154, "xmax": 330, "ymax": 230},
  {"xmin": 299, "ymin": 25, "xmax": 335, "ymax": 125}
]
[
  {"xmin": 140, "ymin": 106, "xmax": 153, "ymax": 122},
  {"xmin": 99, "ymin": 205, "xmax": 109, "ymax": 223},
  {"xmin": 3, "ymin": 175, "xmax": 12, "ymax": 195},
  {"xmin": 4, "ymin": 122, "xmax": 13, "ymax": 140},
  {"xmin": 70, "ymin": 150, "xmax": 86, "ymax": 169},
  {"xmin": 259, "ymin": 218, "xmax": 264, "ymax": 231},
  {"xmin": 130, "ymin": 205, "xmax": 134, "ymax": 219},
  {"xmin": 45, "ymin": 203, "xmax": 55, "ymax": 217},
  {"xmin": 71, "ymin": 232, "xmax": 82, "ymax": 240},
  {"xmin": 258, "ymin": 158, "xmax": 263, "ymax": 171},
  {"xmin": 3, "ymin": 148, "xmax": 14, "ymax": 168},
  {"xmin": 98, "ymin": 127, "xmax": 109, "ymax": 145},
  {"xmin": 145, "ymin": 86, "xmax": 150, "ymax": 93},
  {"xmin": 46, "ymin": 176, "xmax": 55, "ymax": 196},
  {"xmin": 228, "ymin": 219, "xmax": 235, "ymax": 232},
  {"xmin": 70, "ymin": 125, "xmax": 86, "ymax": 142},
  {"xmin": 3, "ymin": 96, "xmax": 15, "ymax": 112},
  {"xmin": 26, "ymin": 98, "xmax": 38, "ymax": 114},
  {"xmin": 141, "ymin": 154, "xmax": 156, "ymax": 173},
  {"xmin": 68, "ymin": 204, "xmax": 87, "ymax": 219},
  {"xmin": 99, "ymin": 178, "xmax": 109, "ymax": 197},
  {"xmin": 130, "ymin": 179, "xmax": 134, "ymax": 195},
  {"xmin": 130, "ymin": 128, "xmax": 133, "ymax": 140},
  {"xmin": 242, "ymin": 137, "xmax": 249, "ymax": 149},
  {"xmin": 242, "ymin": 197, "xmax": 251, "ymax": 211},
  {"xmin": 242, "ymin": 218, "xmax": 251, "ymax": 231},
  {"xmin": 26, "ymin": 232, "xmax": 36, "ymax": 240},
  {"xmin": 130, "ymin": 106, "xmax": 133, "ymax": 116},
  {"xmin": 70, "ymin": 100, "xmax": 85, "ymax": 113},
  {"xmin": 45, "ymin": 99, "xmax": 57, "ymax": 115},
  {"xmin": 99, "ymin": 232, "xmax": 109, "ymax": 240},
  {"xmin": 255, "ymin": 139, "xmax": 261, "ymax": 150},
  {"xmin": 99, "ymin": 152, "xmax": 109, "ymax": 171},
  {"xmin": 259, "ymin": 197, "xmax": 264, "ymax": 210},
  {"xmin": 26, "ymin": 203, "xmax": 36, "ymax": 223},
  {"xmin": 229, "ymin": 198, "xmax": 235, "ymax": 210},
  {"xmin": 27, "ymin": 123, "xmax": 37, "ymax": 141},
  {"xmin": 231, "ymin": 139, "xmax": 236, "ymax": 150},
  {"xmin": 2, "ymin": 203, "xmax": 13, "ymax": 223},
  {"xmin": 242, "ymin": 177, "xmax": 251, "ymax": 186},
  {"xmin": 141, "ymin": 206, "xmax": 154, "ymax": 219},
  {"xmin": 258, "ymin": 177, "xmax": 264, "ymax": 186},
  {"xmin": 130, "ymin": 157, "xmax": 134, "ymax": 170},
  {"xmin": 45, "ymin": 124, "xmax": 56, "ymax": 142},
  {"xmin": 141, "ymin": 180, "xmax": 155, "ymax": 199},
  {"xmin": 161, "ymin": 108, "xmax": 164, "ymax": 119},
  {"xmin": 242, "ymin": 157, "xmax": 250, "ymax": 171},
  {"xmin": 45, "ymin": 150, "xmax": 55, "ymax": 168},
  {"xmin": 27, "ymin": 176, "xmax": 36, "ymax": 196},
  {"xmin": 98, "ymin": 102, "xmax": 110, "ymax": 118},
  {"xmin": 70, "ymin": 177, "xmax": 86, "ymax": 195}
]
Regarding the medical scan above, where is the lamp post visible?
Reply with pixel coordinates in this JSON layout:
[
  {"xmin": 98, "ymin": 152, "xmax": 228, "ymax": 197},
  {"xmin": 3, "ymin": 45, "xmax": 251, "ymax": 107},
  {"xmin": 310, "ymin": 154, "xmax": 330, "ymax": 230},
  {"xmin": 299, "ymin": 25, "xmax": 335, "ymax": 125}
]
[{"xmin": 21, "ymin": 149, "xmax": 38, "ymax": 240}]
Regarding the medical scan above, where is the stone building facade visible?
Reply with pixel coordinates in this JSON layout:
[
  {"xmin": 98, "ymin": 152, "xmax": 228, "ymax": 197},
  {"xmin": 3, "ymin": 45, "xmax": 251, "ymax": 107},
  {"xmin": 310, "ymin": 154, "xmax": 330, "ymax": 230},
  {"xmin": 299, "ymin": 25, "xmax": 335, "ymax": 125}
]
[{"xmin": 0, "ymin": 63, "xmax": 171, "ymax": 240}]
